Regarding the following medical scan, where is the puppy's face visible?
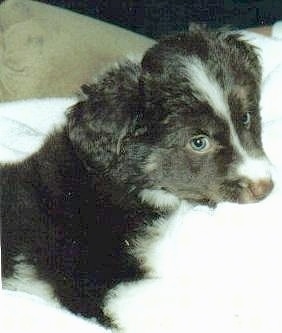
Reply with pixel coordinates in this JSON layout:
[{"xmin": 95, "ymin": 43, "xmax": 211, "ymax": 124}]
[
  {"xmin": 138, "ymin": 28, "xmax": 273, "ymax": 208},
  {"xmin": 69, "ymin": 26, "xmax": 273, "ymax": 210}
]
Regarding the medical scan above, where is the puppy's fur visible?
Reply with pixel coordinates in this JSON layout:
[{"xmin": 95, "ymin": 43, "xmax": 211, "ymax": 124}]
[{"xmin": 1, "ymin": 25, "xmax": 273, "ymax": 328}]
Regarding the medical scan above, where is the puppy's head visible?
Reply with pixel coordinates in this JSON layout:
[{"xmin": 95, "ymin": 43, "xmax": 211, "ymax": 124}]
[{"xmin": 68, "ymin": 25, "xmax": 273, "ymax": 210}]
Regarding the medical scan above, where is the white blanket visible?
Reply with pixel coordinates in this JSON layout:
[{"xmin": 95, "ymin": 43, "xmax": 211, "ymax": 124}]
[{"xmin": 2, "ymin": 31, "xmax": 282, "ymax": 332}]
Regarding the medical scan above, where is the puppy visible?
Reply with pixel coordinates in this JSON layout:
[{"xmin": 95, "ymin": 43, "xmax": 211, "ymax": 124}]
[{"xmin": 1, "ymin": 25, "xmax": 273, "ymax": 329}]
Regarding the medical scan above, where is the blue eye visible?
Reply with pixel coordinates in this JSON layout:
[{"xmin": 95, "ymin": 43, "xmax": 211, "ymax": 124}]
[
  {"xmin": 242, "ymin": 112, "xmax": 251, "ymax": 127},
  {"xmin": 189, "ymin": 135, "xmax": 210, "ymax": 152}
]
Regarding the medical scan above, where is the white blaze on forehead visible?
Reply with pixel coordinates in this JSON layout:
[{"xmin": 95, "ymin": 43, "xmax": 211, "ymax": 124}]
[
  {"xmin": 226, "ymin": 120, "xmax": 272, "ymax": 182},
  {"xmin": 184, "ymin": 57, "xmax": 272, "ymax": 182},
  {"xmin": 184, "ymin": 57, "xmax": 230, "ymax": 117}
]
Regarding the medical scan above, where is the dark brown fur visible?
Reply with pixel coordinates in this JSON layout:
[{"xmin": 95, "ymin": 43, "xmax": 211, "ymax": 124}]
[{"xmin": 1, "ymin": 25, "xmax": 272, "ymax": 326}]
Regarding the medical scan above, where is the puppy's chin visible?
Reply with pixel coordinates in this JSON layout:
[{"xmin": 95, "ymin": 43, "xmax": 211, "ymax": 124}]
[
  {"xmin": 139, "ymin": 182, "xmax": 274, "ymax": 211},
  {"xmin": 139, "ymin": 189, "xmax": 181, "ymax": 211},
  {"xmin": 139, "ymin": 189, "xmax": 215, "ymax": 210}
]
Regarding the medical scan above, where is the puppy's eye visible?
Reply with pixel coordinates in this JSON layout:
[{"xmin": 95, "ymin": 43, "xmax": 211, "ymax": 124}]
[
  {"xmin": 189, "ymin": 135, "xmax": 210, "ymax": 152},
  {"xmin": 242, "ymin": 112, "xmax": 251, "ymax": 127}
]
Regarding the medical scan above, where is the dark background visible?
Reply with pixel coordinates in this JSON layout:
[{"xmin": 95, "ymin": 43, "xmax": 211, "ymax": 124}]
[{"xmin": 40, "ymin": 0, "xmax": 282, "ymax": 38}]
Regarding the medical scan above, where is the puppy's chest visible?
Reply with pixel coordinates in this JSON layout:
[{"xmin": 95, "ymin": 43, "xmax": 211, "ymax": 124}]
[
  {"xmin": 130, "ymin": 201, "xmax": 197, "ymax": 278},
  {"xmin": 103, "ymin": 202, "xmax": 205, "ymax": 332}
]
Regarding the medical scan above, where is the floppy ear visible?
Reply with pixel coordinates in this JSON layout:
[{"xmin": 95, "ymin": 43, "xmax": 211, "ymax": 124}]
[
  {"xmin": 138, "ymin": 39, "xmax": 176, "ymax": 126},
  {"xmin": 222, "ymin": 32, "xmax": 262, "ymax": 84},
  {"xmin": 67, "ymin": 61, "xmax": 143, "ymax": 170}
]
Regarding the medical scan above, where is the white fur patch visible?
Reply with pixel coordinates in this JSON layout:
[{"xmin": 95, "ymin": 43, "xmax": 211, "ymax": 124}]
[
  {"xmin": 184, "ymin": 57, "xmax": 230, "ymax": 116},
  {"xmin": 237, "ymin": 156, "xmax": 273, "ymax": 182},
  {"xmin": 104, "ymin": 198, "xmax": 282, "ymax": 333},
  {"xmin": 131, "ymin": 201, "xmax": 196, "ymax": 275},
  {"xmin": 229, "ymin": 123, "xmax": 272, "ymax": 182},
  {"xmin": 184, "ymin": 57, "xmax": 273, "ymax": 182},
  {"xmin": 3, "ymin": 255, "xmax": 59, "ymax": 307},
  {"xmin": 139, "ymin": 189, "xmax": 181, "ymax": 210},
  {"xmin": 2, "ymin": 290, "xmax": 109, "ymax": 333}
]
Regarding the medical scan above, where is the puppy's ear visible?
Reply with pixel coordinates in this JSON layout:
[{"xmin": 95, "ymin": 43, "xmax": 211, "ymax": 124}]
[
  {"xmin": 139, "ymin": 49, "xmax": 175, "ymax": 125},
  {"xmin": 67, "ymin": 61, "xmax": 142, "ymax": 170},
  {"xmin": 223, "ymin": 32, "xmax": 262, "ymax": 84}
]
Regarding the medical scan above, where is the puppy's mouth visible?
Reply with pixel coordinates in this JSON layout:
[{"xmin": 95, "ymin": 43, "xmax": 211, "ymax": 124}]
[
  {"xmin": 139, "ymin": 187, "xmax": 216, "ymax": 210},
  {"xmin": 140, "ymin": 178, "xmax": 274, "ymax": 211},
  {"xmin": 174, "ymin": 175, "xmax": 274, "ymax": 205}
]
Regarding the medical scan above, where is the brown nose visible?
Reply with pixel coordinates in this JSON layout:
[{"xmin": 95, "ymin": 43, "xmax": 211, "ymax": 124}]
[{"xmin": 248, "ymin": 178, "xmax": 274, "ymax": 201}]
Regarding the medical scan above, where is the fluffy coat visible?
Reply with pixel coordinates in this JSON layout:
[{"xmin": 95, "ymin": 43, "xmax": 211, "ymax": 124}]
[{"xmin": 1, "ymin": 25, "xmax": 273, "ymax": 329}]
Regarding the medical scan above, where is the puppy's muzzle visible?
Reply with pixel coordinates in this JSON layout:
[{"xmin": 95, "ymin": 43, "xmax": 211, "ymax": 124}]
[{"xmin": 239, "ymin": 177, "xmax": 274, "ymax": 203}]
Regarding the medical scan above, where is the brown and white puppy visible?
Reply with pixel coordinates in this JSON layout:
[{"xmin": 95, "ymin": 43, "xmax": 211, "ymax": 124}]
[{"xmin": 1, "ymin": 25, "xmax": 273, "ymax": 329}]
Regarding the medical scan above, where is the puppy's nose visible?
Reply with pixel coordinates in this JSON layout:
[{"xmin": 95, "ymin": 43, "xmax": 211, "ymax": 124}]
[{"xmin": 247, "ymin": 178, "xmax": 274, "ymax": 201}]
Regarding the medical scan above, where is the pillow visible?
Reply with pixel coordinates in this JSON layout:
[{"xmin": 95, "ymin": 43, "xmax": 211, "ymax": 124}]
[{"xmin": 0, "ymin": 0, "xmax": 154, "ymax": 101}]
